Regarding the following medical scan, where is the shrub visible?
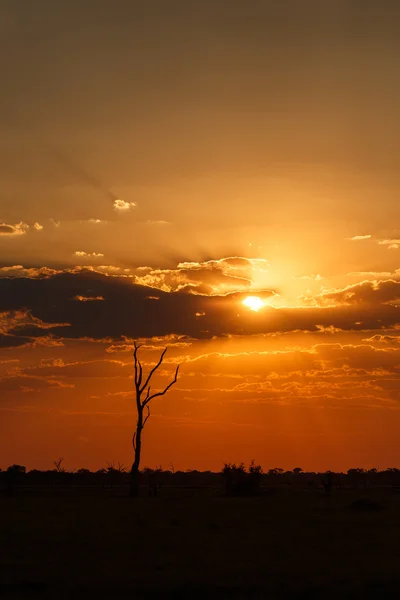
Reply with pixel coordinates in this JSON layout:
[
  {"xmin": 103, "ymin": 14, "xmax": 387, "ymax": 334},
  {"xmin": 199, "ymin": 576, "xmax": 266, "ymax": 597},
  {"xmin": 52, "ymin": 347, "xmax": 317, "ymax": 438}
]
[{"xmin": 221, "ymin": 461, "xmax": 263, "ymax": 496}]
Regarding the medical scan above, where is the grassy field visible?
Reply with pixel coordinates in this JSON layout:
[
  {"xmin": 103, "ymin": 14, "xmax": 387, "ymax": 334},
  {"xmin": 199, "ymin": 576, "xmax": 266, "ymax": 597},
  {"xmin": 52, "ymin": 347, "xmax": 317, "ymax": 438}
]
[{"xmin": 1, "ymin": 487, "xmax": 400, "ymax": 598}]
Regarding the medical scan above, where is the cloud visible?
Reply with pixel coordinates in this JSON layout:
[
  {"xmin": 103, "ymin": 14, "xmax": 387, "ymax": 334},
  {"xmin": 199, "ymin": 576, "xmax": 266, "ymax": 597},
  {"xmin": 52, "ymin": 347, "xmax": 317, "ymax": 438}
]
[
  {"xmin": 3, "ymin": 320, "xmax": 400, "ymax": 411},
  {"xmin": 315, "ymin": 325, "xmax": 343, "ymax": 334},
  {"xmin": 0, "ymin": 266, "xmax": 61, "ymax": 278},
  {"xmin": 113, "ymin": 199, "xmax": 136, "ymax": 210},
  {"xmin": 0, "ymin": 261, "xmax": 399, "ymax": 343},
  {"xmin": 378, "ymin": 239, "xmax": 400, "ymax": 250},
  {"xmin": 0, "ymin": 269, "xmax": 399, "ymax": 342},
  {"xmin": 97, "ymin": 265, "xmax": 122, "ymax": 272},
  {"xmin": 0, "ymin": 333, "xmax": 33, "ymax": 348},
  {"xmin": 87, "ymin": 219, "xmax": 107, "ymax": 224},
  {"xmin": 33, "ymin": 222, "xmax": 43, "ymax": 231},
  {"xmin": 0, "ymin": 222, "xmax": 29, "ymax": 237},
  {"xmin": 50, "ymin": 219, "xmax": 61, "ymax": 228},
  {"xmin": 133, "ymin": 256, "xmax": 270, "ymax": 295},
  {"xmin": 22, "ymin": 359, "xmax": 131, "ymax": 379},
  {"xmin": 314, "ymin": 279, "xmax": 400, "ymax": 307},
  {"xmin": 145, "ymin": 220, "xmax": 171, "ymax": 226},
  {"xmin": 0, "ymin": 309, "xmax": 69, "ymax": 334},
  {"xmin": 74, "ymin": 295, "xmax": 104, "ymax": 302},
  {"xmin": 0, "ymin": 309, "xmax": 69, "ymax": 347},
  {"xmin": 40, "ymin": 358, "xmax": 65, "ymax": 367},
  {"xmin": 74, "ymin": 251, "xmax": 104, "ymax": 258},
  {"xmin": 293, "ymin": 274, "xmax": 323, "ymax": 281},
  {"xmin": 347, "ymin": 235, "xmax": 372, "ymax": 241},
  {"xmin": 347, "ymin": 271, "xmax": 396, "ymax": 278},
  {"xmin": 0, "ymin": 374, "xmax": 73, "ymax": 393},
  {"xmin": 181, "ymin": 343, "xmax": 400, "ymax": 383},
  {"xmin": 362, "ymin": 334, "xmax": 400, "ymax": 346},
  {"xmin": 33, "ymin": 336, "xmax": 65, "ymax": 347},
  {"xmin": 106, "ymin": 344, "xmax": 135, "ymax": 353}
]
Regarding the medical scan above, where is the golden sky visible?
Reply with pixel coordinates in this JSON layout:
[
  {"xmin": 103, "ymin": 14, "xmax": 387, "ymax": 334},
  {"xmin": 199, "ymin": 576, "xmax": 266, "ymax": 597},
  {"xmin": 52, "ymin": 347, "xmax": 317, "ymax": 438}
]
[{"xmin": 1, "ymin": 1, "xmax": 399, "ymax": 472}]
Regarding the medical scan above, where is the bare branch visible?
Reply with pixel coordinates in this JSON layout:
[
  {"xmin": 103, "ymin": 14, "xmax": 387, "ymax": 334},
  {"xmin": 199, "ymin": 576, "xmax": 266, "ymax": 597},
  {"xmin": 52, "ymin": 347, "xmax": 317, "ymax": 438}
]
[
  {"xmin": 133, "ymin": 342, "xmax": 144, "ymax": 382},
  {"xmin": 138, "ymin": 361, "xmax": 143, "ymax": 389},
  {"xmin": 143, "ymin": 404, "xmax": 151, "ymax": 428},
  {"xmin": 140, "ymin": 347, "xmax": 168, "ymax": 393},
  {"xmin": 133, "ymin": 343, "xmax": 142, "ymax": 411},
  {"xmin": 143, "ymin": 365, "xmax": 179, "ymax": 405},
  {"xmin": 143, "ymin": 386, "xmax": 151, "ymax": 405},
  {"xmin": 133, "ymin": 348, "xmax": 138, "ymax": 388},
  {"xmin": 132, "ymin": 432, "xmax": 136, "ymax": 452}
]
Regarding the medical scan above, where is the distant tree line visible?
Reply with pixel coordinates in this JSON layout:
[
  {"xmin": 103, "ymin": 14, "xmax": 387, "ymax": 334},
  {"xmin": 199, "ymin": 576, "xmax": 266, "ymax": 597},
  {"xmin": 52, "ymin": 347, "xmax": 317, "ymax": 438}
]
[{"xmin": 2, "ymin": 463, "xmax": 400, "ymax": 496}]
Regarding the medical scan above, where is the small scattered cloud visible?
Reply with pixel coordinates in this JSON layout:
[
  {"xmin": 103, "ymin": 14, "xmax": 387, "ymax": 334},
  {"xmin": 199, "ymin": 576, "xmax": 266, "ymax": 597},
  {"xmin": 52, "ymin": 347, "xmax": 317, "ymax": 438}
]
[
  {"xmin": 0, "ymin": 309, "xmax": 69, "ymax": 348},
  {"xmin": 293, "ymin": 274, "xmax": 323, "ymax": 281},
  {"xmin": 0, "ymin": 265, "xmax": 24, "ymax": 274},
  {"xmin": 87, "ymin": 219, "xmax": 107, "ymax": 224},
  {"xmin": 74, "ymin": 295, "xmax": 105, "ymax": 302},
  {"xmin": 315, "ymin": 325, "xmax": 343, "ymax": 334},
  {"xmin": 23, "ymin": 358, "xmax": 131, "ymax": 379},
  {"xmin": 40, "ymin": 358, "xmax": 65, "ymax": 367},
  {"xmin": 113, "ymin": 199, "xmax": 136, "ymax": 211},
  {"xmin": 347, "ymin": 271, "xmax": 395, "ymax": 278},
  {"xmin": 0, "ymin": 265, "xmax": 61, "ymax": 278},
  {"xmin": 97, "ymin": 265, "xmax": 121, "ymax": 272},
  {"xmin": 106, "ymin": 343, "xmax": 134, "ymax": 353},
  {"xmin": 74, "ymin": 251, "xmax": 104, "ymax": 258},
  {"xmin": 0, "ymin": 309, "xmax": 69, "ymax": 334},
  {"xmin": 378, "ymin": 239, "xmax": 400, "ymax": 250},
  {"xmin": 50, "ymin": 219, "xmax": 61, "ymax": 228},
  {"xmin": 0, "ymin": 222, "xmax": 29, "ymax": 237},
  {"xmin": 362, "ymin": 334, "xmax": 400, "ymax": 346},
  {"xmin": 0, "ymin": 222, "xmax": 44, "ymax": 236},
  {"xmin": 347, "ymin": 235, "xmax": 372, "ymax": 241},
  {"xmin": 146, "ymin": 220, "xmax": 171, "ymax": 226},
  {"xmin": 0, "ymin": 374, "xmax": 73, "ymax": 393}
]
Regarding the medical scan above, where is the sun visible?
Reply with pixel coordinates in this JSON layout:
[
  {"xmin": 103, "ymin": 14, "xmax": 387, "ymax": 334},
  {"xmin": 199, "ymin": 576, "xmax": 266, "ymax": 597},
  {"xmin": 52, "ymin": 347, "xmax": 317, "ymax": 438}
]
[{"xmin": 242, "ymin": 296, "xmax": 264, "ymax": 312}]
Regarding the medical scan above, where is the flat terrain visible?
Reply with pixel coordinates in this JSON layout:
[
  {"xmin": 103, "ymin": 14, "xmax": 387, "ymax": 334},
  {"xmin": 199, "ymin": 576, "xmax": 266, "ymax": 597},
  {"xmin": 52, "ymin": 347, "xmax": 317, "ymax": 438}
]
[{"xmin": 1, "ymin": 488, "xmax": 400, "ymax": 598}]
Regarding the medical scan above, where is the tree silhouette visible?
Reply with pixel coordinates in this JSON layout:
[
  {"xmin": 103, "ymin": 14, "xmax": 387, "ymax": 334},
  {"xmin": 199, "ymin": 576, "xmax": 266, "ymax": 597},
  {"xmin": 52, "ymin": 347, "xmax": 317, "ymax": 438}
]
[
  {"xmin": 53, "ymin": 457, "xmax": 65, "ymax": 472},
  {"xmin": 130, "ymin": 342, "xmax": 179, "ymax": 497}
]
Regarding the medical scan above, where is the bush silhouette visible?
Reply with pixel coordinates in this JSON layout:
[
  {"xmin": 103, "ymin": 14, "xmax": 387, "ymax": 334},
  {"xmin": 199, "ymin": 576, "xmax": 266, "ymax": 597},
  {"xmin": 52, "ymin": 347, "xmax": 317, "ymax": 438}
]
[{"xmin": 222, "ymin": 461, "xmax": 263, "ymax": 496}]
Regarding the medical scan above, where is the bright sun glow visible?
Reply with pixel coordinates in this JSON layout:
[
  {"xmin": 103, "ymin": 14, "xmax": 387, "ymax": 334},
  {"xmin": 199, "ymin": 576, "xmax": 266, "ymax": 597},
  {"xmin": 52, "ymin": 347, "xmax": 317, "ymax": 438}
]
[{"xmin": 242, "ymin": 296, "xmax": 264, "ymax": 311}]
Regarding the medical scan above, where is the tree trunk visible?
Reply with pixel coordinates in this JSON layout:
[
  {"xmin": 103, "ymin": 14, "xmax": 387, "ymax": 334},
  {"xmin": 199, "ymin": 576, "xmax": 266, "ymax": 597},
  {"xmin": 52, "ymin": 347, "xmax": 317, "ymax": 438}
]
[
  {"xmin": 130, "ymin": 464, "xmax": 140, "ymax": 497},
  {"xmin": 129, "ymin": 413, "xmax": 142, "ymax": 497}
]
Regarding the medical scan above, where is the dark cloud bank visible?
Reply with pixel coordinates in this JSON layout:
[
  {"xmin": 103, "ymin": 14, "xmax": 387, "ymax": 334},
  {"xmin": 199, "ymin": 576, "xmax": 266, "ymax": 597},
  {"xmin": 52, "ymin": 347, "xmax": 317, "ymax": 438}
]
[{"xmin": 0, "ymin": 271, "xmax": 399, "ymax": 346}]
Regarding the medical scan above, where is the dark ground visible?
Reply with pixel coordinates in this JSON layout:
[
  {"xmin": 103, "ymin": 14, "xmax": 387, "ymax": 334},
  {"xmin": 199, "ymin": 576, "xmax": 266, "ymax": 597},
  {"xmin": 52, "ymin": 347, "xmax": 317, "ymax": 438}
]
[{"xmin": 1, "ymin": 487, "xmax": 400, "ymax": 599}]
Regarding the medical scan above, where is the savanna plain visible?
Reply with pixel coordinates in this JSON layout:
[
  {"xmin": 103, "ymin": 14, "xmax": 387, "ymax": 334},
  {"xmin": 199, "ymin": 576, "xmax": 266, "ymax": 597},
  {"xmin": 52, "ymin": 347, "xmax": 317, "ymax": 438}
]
[{"xmin": 2, "ymin": 487, "xmax": 400, "ymax": 599}]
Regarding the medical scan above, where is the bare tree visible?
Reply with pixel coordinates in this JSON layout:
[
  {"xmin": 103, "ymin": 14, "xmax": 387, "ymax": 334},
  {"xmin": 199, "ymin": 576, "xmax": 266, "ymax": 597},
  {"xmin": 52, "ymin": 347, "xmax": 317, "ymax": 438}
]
[
  {"xmin": 53, "ymin": 457, "xmax": 65, "ymax": 472},
  {"xmin": 130, "ymin": 342, "xmax": 179, "ymax": 497}
]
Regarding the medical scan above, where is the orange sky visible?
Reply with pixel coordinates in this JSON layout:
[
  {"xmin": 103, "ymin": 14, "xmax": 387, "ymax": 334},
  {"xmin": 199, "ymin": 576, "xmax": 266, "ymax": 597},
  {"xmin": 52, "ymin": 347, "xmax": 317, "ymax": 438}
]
[{"xmin": 0, "ymin": 1, "xmax": 399, "ymax": 472}]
